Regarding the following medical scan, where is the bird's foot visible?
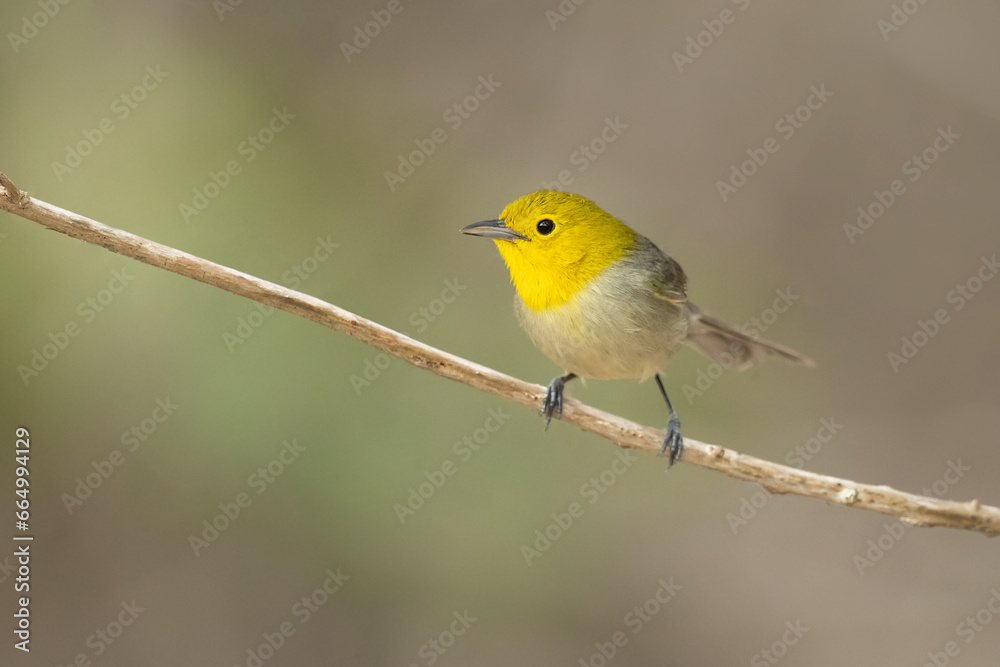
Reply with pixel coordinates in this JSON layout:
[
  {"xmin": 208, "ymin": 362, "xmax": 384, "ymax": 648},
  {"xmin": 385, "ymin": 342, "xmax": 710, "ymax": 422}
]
[
  {"xmin": 660, "ymin": 414, "xmax": 683, "ymax": 468},
  {"xmin": 541, "ymin": 376, "xmax": 567, "ymax": 430}
]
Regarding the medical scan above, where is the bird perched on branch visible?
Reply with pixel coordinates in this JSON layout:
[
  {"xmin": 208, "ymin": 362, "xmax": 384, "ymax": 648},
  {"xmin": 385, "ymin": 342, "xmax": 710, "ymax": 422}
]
[{"xmin": 462, "ymin": 190, "xmax": 813, "ymax": 466}]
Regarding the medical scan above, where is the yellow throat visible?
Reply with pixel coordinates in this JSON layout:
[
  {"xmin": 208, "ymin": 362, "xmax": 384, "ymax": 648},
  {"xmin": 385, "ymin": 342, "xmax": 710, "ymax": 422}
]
[{"xmin": 492, "ymin": 191, "xmax": 636, "ymax": 311}]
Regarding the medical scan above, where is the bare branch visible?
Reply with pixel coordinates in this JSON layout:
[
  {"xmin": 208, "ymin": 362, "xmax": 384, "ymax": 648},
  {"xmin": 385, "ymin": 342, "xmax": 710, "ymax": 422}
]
[{"xmin": 2, "ymin": 172, "xmax": 997, "ymax": 537}]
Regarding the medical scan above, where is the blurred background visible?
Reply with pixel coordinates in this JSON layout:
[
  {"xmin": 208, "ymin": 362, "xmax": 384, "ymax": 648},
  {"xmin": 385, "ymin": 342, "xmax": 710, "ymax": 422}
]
[{"xmin": 2, "ymin": 1, "xmax": 1000, "ymax": 664}]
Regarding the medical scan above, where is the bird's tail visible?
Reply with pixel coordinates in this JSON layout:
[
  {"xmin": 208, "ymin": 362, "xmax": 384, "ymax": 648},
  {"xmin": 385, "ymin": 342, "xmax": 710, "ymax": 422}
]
[{"xmin": 685, "ymin": 305, "xmax": 815, "ymax": 370}]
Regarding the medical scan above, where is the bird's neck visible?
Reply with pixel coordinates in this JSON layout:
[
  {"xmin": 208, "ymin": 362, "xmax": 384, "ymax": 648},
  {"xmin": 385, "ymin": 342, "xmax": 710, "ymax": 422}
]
[{"xmin": 499, "ymin": 230, "xmax": 635, "ymax": 312}]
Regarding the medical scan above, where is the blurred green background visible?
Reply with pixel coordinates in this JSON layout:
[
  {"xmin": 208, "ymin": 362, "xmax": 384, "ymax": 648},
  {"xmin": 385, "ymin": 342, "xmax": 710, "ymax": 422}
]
[{"xmin": 2, "ymin": 1, "xmax": 1000, "ymax": 665}]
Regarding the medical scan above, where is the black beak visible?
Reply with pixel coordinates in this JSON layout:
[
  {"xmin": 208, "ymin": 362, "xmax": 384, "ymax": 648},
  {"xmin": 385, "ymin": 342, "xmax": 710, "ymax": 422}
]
[{"xmin": 460, "ymin": 219, "xmax": 528, "ymax": 241}]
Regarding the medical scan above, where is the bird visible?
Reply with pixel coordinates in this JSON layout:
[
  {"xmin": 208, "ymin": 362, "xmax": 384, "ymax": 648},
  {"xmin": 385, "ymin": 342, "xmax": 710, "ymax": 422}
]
[{"xmin": 461, "ymin": 190, "xmax": 813, "ymax": 466}]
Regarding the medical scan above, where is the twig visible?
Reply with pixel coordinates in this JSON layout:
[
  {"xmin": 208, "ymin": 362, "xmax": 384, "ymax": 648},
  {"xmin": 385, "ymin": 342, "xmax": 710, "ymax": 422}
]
[{"xmin": 2, "ymin": 172, "xmax": 997, "ymax": 537}]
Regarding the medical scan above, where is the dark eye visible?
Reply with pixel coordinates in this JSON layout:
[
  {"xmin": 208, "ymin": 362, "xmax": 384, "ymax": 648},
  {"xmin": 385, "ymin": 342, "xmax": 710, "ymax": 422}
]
[{"xmin": 536, "ymin": 219, "xmax": 555, "ymax": 235}]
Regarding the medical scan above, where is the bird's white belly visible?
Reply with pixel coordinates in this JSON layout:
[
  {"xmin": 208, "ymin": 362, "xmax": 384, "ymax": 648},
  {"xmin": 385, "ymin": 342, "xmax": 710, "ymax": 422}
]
[{"xmin": 515, "ymin": 266, "xmax": 688, "ymax": 381}]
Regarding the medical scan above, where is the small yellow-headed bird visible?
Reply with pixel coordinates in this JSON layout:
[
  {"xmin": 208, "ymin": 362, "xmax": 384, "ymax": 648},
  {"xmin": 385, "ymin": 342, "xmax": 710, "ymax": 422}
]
[{"xmin": 462, "ymin": 190, "xmax": 813, "ymax": 466}]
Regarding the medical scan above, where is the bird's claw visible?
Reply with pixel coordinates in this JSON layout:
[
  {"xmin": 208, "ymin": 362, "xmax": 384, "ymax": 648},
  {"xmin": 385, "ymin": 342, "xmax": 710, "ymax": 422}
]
[
  {"xmin": 541, "ymin": 376, "xmax": 566, "ymax": 430},
  {"xmin": 660, "ymin": 414, "xmax": 683, "ymax": 468}
]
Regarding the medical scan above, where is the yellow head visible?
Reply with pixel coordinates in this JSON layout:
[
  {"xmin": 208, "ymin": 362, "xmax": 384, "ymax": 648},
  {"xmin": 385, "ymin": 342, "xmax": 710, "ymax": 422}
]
[{"xmin": 462, "ymin": 190, "xmax": 636, "ymax": 311}]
